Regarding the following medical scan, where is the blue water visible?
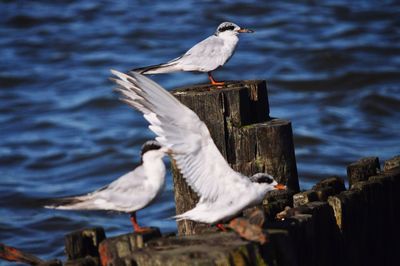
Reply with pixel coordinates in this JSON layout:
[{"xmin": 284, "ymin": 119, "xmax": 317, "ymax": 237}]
[{"xmin": 1, "ymin": 0, "xmax": 399, "ymax": 263}]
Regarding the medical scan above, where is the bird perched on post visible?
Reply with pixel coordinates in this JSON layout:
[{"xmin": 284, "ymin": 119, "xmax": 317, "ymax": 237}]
[
  {"xmin": 110, "ymin": 70, "xmax": 285, "ymax": 230},
  {"xmin": 131, "ymin": 22, "xmax": 254, "ymax": 86},
  {"xmin": 45, "ymin": 140, "xmax": 169, "ymax": 232}
]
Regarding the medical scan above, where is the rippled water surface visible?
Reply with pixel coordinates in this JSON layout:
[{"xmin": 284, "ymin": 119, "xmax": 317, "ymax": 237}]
[{"xmin": 1, "ymin": 0, "xmax": 399, "ymax": 262}]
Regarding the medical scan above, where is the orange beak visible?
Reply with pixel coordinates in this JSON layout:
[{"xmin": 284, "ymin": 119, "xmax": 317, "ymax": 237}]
[
  {"xmin": 238, "ymin": 28, "xmax": 254, "ymax": 33},
  {"xmin": 274, "ymin": 184, "xmax": 286, "ymax": 190}
]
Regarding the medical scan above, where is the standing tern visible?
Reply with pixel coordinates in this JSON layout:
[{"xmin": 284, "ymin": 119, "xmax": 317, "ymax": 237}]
[
  {"xmin": 110, "ymin": 70, "xmax": 285, "ymax": 228},
  {"xmin": 132, "ymin": 22, "xmax": 254, "ymax": 86},
  {"xmin": 45, "ymin": 140, "xmax": 168, "ymax": 232}
]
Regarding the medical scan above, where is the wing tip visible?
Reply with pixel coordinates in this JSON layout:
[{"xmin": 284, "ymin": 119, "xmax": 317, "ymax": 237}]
[
  {"xmin": 110, "ymin": 68, "xmax": 120, "ymax": 76},
  {"xmin": 110, "ymin": 69, "xmax": 138, "ymax": 82},
  {"xmin": 42, "ymin": 197, "xmax": 82, "ymax": 209}
]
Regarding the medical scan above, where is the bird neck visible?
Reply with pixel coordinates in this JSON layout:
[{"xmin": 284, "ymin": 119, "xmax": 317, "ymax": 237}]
[
  {"xmin": 218, "ymin": 33, "xmax": 239, "ymax": 52},
  {"xmin": 142, "ymin": 150, "xmax": 166, "ymax": 186},
  {"xmin": 257, "ymin": 182, "xmax": 275, "ymax": 195},
  {"xmin": 217, "ymin": 31, "xmax": 239, "ymax": 41}
]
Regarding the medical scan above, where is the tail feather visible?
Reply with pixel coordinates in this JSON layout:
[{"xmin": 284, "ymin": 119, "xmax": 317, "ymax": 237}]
[
  {"xmin": 132, "ymin": 63, "xmax": 165, "ymax": 74},
  {"xmin": 172, "ymin": 208, "xmax": 199, "ymax": 222},
  {"xmin": 131, "ymin": 58, "xmax": 181, "ymax": 74},
  {"xmin": 44, "ymin": 196, "xmax": 85, "ymax": 209},
  {"xmin": 172, "ymin": 213, "xmax": 187, "ymax": 222}
]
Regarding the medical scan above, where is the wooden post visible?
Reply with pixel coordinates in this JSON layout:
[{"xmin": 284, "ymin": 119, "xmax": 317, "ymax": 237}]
[
  {"xmin": 309, "ymin": 176, "xmax": 346, "ymax": 202},
  {"xmin": 64, "ymin": 227, "xmax": 106, "ymax": 265},
  {"xmin": 347, "ymin": 157, "xmax": 380, "ymax": 187},
  {"xmin": 262, "ymin": 189, "xmax": 294, "ymax": 221},
  {"xmin": 312, "ymin": 176, "xmax": 346, "ymax": 194},
  {"xmin": 383, "ymin": 155, "xmax": 400, "ymax": 171},
  {"xmin": 293, "ymin": 190, "xmax": 318, "ymax": 207},
  {"xmin": 229, "ymin": 119, "xmax": 299, "ymax": 191},
  {"xmin": 108, "ymin": 232, "xmax": 288, "ymax": 266},
  {"xmin": 171, "ymin": 81, "xmax": 299, "ymax": 235},
  {"xmin": 98, "ymin": 228, "xmax": 161, "ymax": 266}
]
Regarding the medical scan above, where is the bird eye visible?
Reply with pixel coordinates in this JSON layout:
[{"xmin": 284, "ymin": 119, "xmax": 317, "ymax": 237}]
[
  {"xmin": 265, "ymin": 178, "xmax": 273, "ymax": 184},
  {"xmin": 219, "ymin": 25, "xmax": 235, "ymax": 32}
]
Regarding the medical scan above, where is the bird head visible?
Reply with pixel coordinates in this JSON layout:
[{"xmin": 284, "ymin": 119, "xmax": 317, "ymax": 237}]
[
  {"xmin": 215, "ymin": 22, "xmax": 254, "ymax": 36},
  {"xmin": 141, "ymin": 140, "xmax": 162, "ymax": 156},
  {"xmin": 140, "ymin": 140, "xmax": 169, "ymax": 163}
]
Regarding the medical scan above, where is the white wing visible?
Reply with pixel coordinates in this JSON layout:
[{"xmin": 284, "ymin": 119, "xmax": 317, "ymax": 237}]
[
  {"xmin": 176, "ymin": 36, "xmax": 228, "ymax": 71},
  {"xmin": 111, "ymin": 70, "xmax": 252, "ymax": 202},
  {"xmin": 45, "ymin": 166, "xmax": 157, "ymax": 212},
  {"xmin": 90, "ymin": 166, "xmax": 154, "ymax": 210}
]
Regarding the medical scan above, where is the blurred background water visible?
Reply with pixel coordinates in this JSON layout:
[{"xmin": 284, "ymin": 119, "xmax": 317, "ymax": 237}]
[{"xmin": 0, "ymin": 0, "xmax": 399, "ymax": 263}]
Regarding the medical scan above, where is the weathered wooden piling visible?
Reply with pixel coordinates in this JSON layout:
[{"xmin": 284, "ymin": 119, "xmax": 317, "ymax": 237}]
[
  {"xmin": 171, "ymin": 81, "xmax": 300, "ymax": 235},
  {"xmin": 98, "ymin": 228, "xmax": 161, "ymax": 266},
  {"xmin": 271, "ymin": 155, "xmax": 400, "ymax": 266},
  {"xmin": 347, "ymin": 156, "xmax": 380, "ymax": 187},
  {"xmin": 97, "ymin": 229, "xmax": 297, "ymax": 266},
  {"xmin": 64, "ymin": 227, "xmax": 106, "ymax": 266},
  {"xmin": 291, "ymin": 176, "xmax": 346, "ymax": 207},
  {"xmin": 104, "ymin": 232, "xmax": 273, "ymax": 266},
  {"xmin": 262, "ymin": 189, "xmax": 295, "ymax": 221},
  {"xmin": 62, "ymin": 154, "xmax": 396, "ymax": 266},
  {"xmin": 383, "ymin": 155, "xmax": 400, "ymax": 171},
  {"xmin": 2, "ymin": 155, "xmax": 396, "ymax": 266}
]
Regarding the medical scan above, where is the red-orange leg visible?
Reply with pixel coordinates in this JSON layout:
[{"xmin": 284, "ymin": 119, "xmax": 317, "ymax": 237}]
[
  {"xmin": 129, "ymin": 212, "xmax": 142, "ymax": 232},
  {"xmin": 207, "ymin": 72, "xmax": 225, "ymax": 86},
  {"xmin": 129, "ymin": 212, "xmax": 153, "ymax": 233},
  {"xmin": 216, "ymin": 223, "xmax": 228, "ymax": 232}
]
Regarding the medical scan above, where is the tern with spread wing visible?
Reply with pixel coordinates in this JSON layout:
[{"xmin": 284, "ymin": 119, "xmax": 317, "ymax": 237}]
[
  {"xmin": 45, "ymin": 140, "xmax": 168, "ymax": 232},
  {"xmin": 110, "ymin": 70, "xmax": 285, "ymax": 228},
  {"xmin": 132, "ymin": 22, "xmax": 254, "ymax": 86}
]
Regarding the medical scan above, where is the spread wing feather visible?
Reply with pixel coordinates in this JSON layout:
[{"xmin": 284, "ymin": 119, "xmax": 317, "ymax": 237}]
[{"xmin": 111, "ymin": 70, "xmax": 251, "ymax": 202}]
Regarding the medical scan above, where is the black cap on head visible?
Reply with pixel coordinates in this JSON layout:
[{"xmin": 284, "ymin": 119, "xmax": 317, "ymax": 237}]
[
  {"xmin": 249, "ymin": 173, "xmax": 276, "ymax": 184},
  {"xmin": 216, "ymin": 22, "xmax": 239, "ymax": 34},
  {"xmin": 141, "ymin": 140, "xmax": 162, "ymax": 157}
]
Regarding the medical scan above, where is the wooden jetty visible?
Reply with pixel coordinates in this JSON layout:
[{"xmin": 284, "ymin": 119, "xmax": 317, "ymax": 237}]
[
  {"xmin": 1, "ymin": 81, "xmax": 399, "ymax": 266},
  {"xmin": 58, "ymin": 154, "xmax": 400, "ymax": 266}
]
